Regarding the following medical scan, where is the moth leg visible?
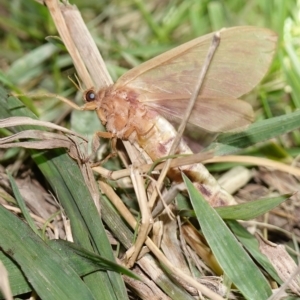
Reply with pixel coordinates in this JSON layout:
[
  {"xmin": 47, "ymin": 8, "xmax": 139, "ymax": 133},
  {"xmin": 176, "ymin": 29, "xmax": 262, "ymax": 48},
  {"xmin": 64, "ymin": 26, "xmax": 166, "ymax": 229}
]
[
  {"xmin": 99, "ymin": 137, "xmax": 118, "ymax": 165},
  {"xmin": 129, "ymin": 116, "xmax": 155, "ymax": 138},
  {"xmin": 120, "ymin": 122, "xmax": 135, "ymax": 140},
  {"xmin": 123, "ymin": 122, "xmax": 154, "ymax": 140},
  {"xmin": 90, "ymin": 132, "xmax": 118, "ymax": 167},
  {"xmin": 123, "ymin": 105, "xmax": 154, "ymax": 139},
  {"xmin": 137, "ymin": 123, "xmax": 155, "ymax": 137},
  {"xmin": 95, "ymin": 131, "xmax": 114, "ymax": 139}
]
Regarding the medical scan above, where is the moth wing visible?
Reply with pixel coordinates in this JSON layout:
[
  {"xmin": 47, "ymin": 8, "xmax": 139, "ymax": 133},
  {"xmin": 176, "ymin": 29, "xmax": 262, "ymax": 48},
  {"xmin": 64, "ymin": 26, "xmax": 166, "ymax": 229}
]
[
  {"xmin": 145, "ymin": 96, "xmax": 254, "ymax": 133},
  {"xmin": 115, "ymin": 26, "xmax": 277, "ymax": 100}
]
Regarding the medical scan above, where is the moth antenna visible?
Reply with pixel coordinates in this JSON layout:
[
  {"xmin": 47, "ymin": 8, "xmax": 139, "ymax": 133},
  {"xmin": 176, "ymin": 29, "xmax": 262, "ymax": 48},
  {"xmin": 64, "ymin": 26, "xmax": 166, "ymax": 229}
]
[
  {"xmin": 12, "ymin": 92, "xmax": 82, "ymax": 110},
  {"xmin": 52, "ymin": 94, "xmax": 82, "ymax": 110},
  {"xmin": 68, "ymin": 74, "xmax": 85, "ymax": 92}
]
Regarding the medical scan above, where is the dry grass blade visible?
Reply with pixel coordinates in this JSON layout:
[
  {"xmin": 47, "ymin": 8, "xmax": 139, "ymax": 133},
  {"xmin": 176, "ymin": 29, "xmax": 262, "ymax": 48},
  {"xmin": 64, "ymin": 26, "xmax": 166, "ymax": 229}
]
[
  {"xmin": 0, "ymin": 261, "xmax": 13, "ymax": 300},
  {"xmin": 98, "ymin": 181, "xmax": 224, "ymax": 300},
  {"xmin": 93, "ymin": 151, "xmax": 213, "ymax": 180},
  {"xmin": 257, "ymin": 234, "xmax": 300, "ymax": 297},
  {"xmin": 60, "ymin": 5, "xmax": 112, "ymax": 88},
  {"xmin": 125, "ymin": 167, "xmax": 153, "ymax": 267},
  {"xmin": 205, "ymin": 155, "xmax": 300, "ymax": 177},
  {"xmin": 0, "ymin": 117, "xmax": 89, "ymax": 162},
  {"xmin": 45, "ymin": 0, "xmax": 93, "ymax": 88},
  {"xmin": 0, "ymin": 116, "xmax": 86, "ymax": 138},
  {"xmin": 0, "ymin": 130, "xmax": 75, "ymax": 149}
]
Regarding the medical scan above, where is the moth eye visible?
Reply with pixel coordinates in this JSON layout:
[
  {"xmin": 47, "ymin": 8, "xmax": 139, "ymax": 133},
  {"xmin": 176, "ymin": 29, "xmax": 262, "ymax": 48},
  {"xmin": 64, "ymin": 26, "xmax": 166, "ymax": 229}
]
[{"xmin": 85, "ymin": 90, "xmax": 96, "ymax": 102}]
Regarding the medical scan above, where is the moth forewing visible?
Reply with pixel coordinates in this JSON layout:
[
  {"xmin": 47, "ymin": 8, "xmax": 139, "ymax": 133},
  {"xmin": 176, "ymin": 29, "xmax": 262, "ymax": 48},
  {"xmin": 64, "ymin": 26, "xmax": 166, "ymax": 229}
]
[{"xmin": 115, "ymin": 26, "xmax": 277, "ymax": 101}]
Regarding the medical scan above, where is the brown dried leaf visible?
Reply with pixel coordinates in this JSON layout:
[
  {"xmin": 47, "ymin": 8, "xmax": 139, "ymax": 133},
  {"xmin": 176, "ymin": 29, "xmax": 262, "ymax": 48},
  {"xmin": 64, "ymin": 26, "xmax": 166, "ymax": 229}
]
[
  {"xmin": 256, "ymin": 169, "xmax": 300, "ymax": 236},
  {"xmin": 257, "ymin": 234, "xmax": 300, "ymax": 295},
  {"xmin": 258, "ymin": 169, "xmax": 300, "ymax": 195},
  {"xmin": 124, "ymin": 265, "xmax": 171, "ymax": 300},
  {"xmin": 14, "ymin": 178, "xmax": 57, "ymax": 219},
  {"xmin": 160, "ymin": 215, "xmax": 191, "ymax": 276},
  {"xmin": 182, "ymin": 223, "xmax": 222, "ymax": 276}
]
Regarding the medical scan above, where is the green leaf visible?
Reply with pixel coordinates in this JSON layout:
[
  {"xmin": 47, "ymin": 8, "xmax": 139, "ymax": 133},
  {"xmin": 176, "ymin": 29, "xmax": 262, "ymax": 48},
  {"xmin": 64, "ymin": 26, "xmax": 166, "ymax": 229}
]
[
  {"xmin": 0, "ymin": 205, "xmax": 95, "ymax": 300},
  {"xmin": 0, "ymin": 237, "xmax": 137, "ymax": 300},
  {"xmin": 212, "ymin": 109, "xmax": 300, "ymax": 155},
  {"xmin": 183, "ymin": 174, "xmax": 272, "ymax": 299},
  {"xmin": 227, "ymin": 220, "xmax": 282, "ymax": 284},
  {"xmin": 45, "ymin": 36, "xmax": 67, "ymax": 51},
  {"xmin": 48, "ymin": 239, "xmax": 138, "ymax": 279},
  {"xmin": 215, "ymin": 194, "xmax": 290, "ymax": 220},
  {"xmin": 0, "ymin": 86, "xmax": 129, "ymax": 300},
  {"xmin": 180, "ymin": 194, "xmax": 289, "ymax": 221},
  {"xmin": 0, "ymin": 250, "xmax": 31, "ymax": 298},
  {"xmin": 6, "ymin": 43, "xmax": 58, "ymax": 86},
  {"xmin": 7, "ymin": 172, "xmax": 41, "ymax": 237}
]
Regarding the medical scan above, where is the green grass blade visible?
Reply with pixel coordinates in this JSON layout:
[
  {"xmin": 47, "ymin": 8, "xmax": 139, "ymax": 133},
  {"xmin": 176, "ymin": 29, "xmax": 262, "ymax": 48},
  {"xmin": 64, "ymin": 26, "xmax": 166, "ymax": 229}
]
[
  {"xmin": 215, "ymin": 194, "xmax": 290, "ymax": 220},
  {"xmin": 134, "ymin": 0, "xmax": 167, "ymax": 42},
  {"xmin": 227, "ymin": 220, "xmax": 282, "ymax": 283},
  {"xmin": 0, "ymin": 235, "xmax": 138, "ymax": 299},
  {"xmin": 181, "ymin": 194, "xmax": 289, "ymax": 221},
  {"xmin": 183, "ymin": 174, "xmax": 272, "ymax": 299},
  {"xmin": 208, "ymin": 1, "xmax": 226, "ymax": 30},
  {"xmin": 0, "ymin": 250, "xmax": 31, "ymax": 298},
  {"xmin": 0, "ymin": 86, "xmax": 129, "ymax": 300},
  {"xmin": 212, "ymin": 109, "xmax": 300, "ymax": 155},
  {"xmin": 32, "ymin": 150, "xmax": 128, "ymax": 300},
  {"xmin": 0, "ymin": 205, "xmax": 95, "ymax": 300},
  {"xmin": 6, "ymin": 43, "xmax": 58, "ymax": 86},
  {"xmin": 7, "ymin": 172, "xmax": 41, "ymax": 237},
  {"xmin": 48, "ymin": 240, "xmax": 137, "ymax": 278}
]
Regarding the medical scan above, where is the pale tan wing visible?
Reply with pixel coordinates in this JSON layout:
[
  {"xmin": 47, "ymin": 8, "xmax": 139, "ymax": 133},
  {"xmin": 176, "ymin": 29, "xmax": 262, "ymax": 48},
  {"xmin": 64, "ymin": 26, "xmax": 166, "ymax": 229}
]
[
  {"xmin": 146, "ymin": 96, "xmax": 254, "ymax": 133},
  {"xmin": 115, "ymin": 26, "xmax": 277, "ymax": 100}
]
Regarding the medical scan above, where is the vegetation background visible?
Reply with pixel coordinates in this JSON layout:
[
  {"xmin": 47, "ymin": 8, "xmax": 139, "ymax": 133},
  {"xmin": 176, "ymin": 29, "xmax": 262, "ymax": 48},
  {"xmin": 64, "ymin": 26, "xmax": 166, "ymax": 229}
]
[{"xmin": 0, "ymin": 0, "xmax": 299, "ymax": 299}]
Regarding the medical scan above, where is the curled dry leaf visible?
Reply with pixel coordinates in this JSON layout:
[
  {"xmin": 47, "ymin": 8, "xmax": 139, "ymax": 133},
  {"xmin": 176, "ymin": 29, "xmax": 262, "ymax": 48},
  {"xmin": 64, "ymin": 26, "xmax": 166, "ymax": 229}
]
[
  {"xmin": 0, "ymin": 117, "xmax": 88, "ymax": 162},
  {"xmin": 0, "ymin": 116, "xmax": 85, "ymax": 138},
  {"xmin": 0, "ymin": 130, "xmax": 74, "ymax": 150}
]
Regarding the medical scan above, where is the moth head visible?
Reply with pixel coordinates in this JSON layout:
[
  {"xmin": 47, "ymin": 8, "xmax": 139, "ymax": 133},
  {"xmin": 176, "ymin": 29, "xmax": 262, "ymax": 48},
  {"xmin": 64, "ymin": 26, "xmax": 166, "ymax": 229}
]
[
  {"xmin": 84, "ymin": 88, "xmax": 97, "ymax": 103},
  {"xmin": 82, "ymin": 88, "xmax": 100, "ymax": 111}
]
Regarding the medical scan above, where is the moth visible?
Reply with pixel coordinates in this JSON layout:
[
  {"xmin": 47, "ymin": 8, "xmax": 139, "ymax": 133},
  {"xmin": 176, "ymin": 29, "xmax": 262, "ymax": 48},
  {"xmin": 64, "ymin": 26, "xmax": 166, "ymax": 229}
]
[{"xmin": 82, "ymin": 26, "xmax": 277, "ymax": 206}]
